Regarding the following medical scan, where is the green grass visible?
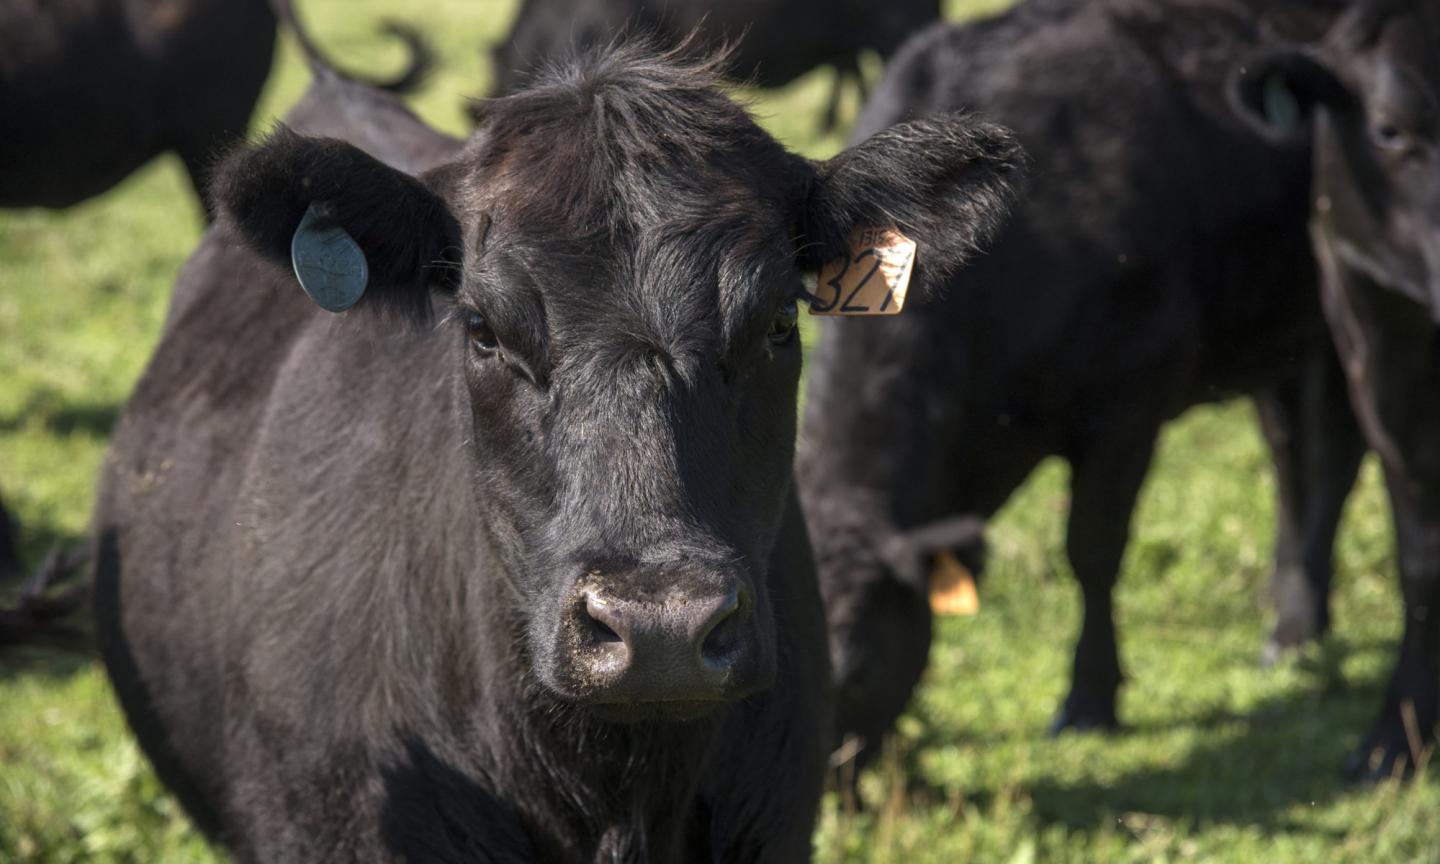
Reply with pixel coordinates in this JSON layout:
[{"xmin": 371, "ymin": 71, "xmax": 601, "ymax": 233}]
[{"xmin": 2, "ymin": 0, "xmax": 1437, "ymax": 860}]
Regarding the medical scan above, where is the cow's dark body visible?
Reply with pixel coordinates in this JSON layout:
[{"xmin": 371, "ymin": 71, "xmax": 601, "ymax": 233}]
[
  {"xmin": 95, "ymin": 46, "xmax": 1022, "ymax": 860},
  {"xmin": 0, "ymin": 0, "xmax": 425, "ymax": 214},
  {"xmin": 0, "ymin": 0, "xmax": 276, "ymax": 211},
  {"xmin": 800, "ymin": 0, "xmax": 1365, "ymax": 765},
  {"xmin": 1234, "ymin": 0, "xmax": 1440, "ymax": 779},
  {"xmin": 489, "ymin": 0, "xmax": 940, "ymax": 126}
]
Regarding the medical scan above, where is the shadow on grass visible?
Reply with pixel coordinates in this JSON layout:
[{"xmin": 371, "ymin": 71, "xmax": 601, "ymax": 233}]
[
  {"xmin": 0, "ymin": 390, "xmax": 120, "ymax": 438},
  {"xmin": 0, "ymin": 647, "xmax": 95, "ymax": 683},
  {"xmin": 876, "ymin": 644, "xmax": 1406, "ymax": 838},
  {"xmin": 1023, "ymin": 679, "xmax": 1387, "ymax": 832}
]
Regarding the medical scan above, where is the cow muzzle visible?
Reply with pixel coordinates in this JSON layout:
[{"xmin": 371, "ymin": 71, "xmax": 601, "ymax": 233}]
[{"xmin": 553, "ymin": 562, "xmax": 772, "ymax": 718}]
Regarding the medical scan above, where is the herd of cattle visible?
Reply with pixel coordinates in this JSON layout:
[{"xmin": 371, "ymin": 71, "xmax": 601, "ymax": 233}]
[{"xmin": 1, "ymin": 0, "xmax": 1436, "ymax": 859}]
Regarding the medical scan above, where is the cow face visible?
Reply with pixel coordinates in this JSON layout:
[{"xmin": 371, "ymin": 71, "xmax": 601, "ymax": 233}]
[
  {"xmin": 1232, "ymin": 0, "xmax": 1440, "ymax": 322},
  {"xmin": 216, "ymin": 48, "xmax": 1022, "ymax": 719}
]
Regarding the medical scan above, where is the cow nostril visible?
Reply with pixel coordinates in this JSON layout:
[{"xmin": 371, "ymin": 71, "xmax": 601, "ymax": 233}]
[
  {"xmin": 698, "ymin": 591, "xmax": 746, "ymax": 667},
  {"xmin": 589, "ymin": 616, "xmax": 622, "ymax": 643},
  {"xmin": 583, "ymin": 593, "xmax": 626, "ymax": 644}
]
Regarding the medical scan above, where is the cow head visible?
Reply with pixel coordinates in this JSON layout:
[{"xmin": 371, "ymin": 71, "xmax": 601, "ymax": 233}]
[
  {"xmin": 1231, "ymin": 0, "xmax": 1440, "ymax": 322},
  {"xmin": 215, "ymin": 47, "xmax": 1022, "ymax": 720}
]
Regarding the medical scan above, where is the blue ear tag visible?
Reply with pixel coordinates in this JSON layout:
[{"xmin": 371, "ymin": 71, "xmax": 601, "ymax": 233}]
[
  {"xmin": 291, "ymin": 203, "xmax": 369, "ymax": 312},
  {"xmin": 1263, "ymin": 72, "xmax": 1300, "ymax": 135}
]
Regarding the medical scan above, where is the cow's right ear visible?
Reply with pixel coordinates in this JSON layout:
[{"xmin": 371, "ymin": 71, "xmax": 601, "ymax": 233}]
[
  {"xmin": 1229, "ymin": 49, "xmax": 1351, "ymax": 145},
  {"xmin": 213, "ymin": 126, "xmax": 462, "ymax": 322}
]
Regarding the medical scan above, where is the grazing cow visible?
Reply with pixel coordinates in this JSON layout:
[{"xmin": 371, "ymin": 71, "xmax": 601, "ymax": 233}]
[
  {"xmin": 93, "ymin": 44, "xmax": 1023, "ymax": 860},
  {"xmin": 487, "ymin": 0, "xmax": 941, "ymax": 129},
  {"xmin": 1231, "ymin": 0, "xmax": 1440, "ymax": 781},
  {"xmin": 799, "ymin": 0, "xmax": 1368, "ymax": 771},
  {"xmin": 0, "ymin": 0, "xmax": 430, "ymax": 217}
]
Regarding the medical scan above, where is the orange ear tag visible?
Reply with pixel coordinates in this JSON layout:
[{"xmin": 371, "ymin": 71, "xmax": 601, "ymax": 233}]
[
  {"xmin": 929, "ymin": 550, "xmax": 980, "ymax": 616},
  {"xmin": 811, "ymin": 226, "xmax": 917, "ymax": 316}
]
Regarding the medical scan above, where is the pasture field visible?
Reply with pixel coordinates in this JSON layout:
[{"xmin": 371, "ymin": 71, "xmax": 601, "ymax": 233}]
[{"xmin": 1, "ymin": 0, "xmax": 1436, "ymax": 860}]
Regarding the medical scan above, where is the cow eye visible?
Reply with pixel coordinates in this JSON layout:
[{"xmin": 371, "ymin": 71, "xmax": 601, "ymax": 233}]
[
  {"xmin": 466, "ymin": 312, "xmax": 498, "ymax": 354},
  {"xmin": 1365, "ymin": 118, "xmax": 1422, "ymax": 153},
  {"xmin": 1371, "ymin": 120, "xmax": 1408, "ymax": 150},
  {"xmin": 769, "ymin": 298, "xmax": 799, "ymax": 345}
]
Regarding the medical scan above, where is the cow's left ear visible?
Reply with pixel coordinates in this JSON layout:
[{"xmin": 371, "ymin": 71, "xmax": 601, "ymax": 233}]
[
  {"xmin": 798, "ymin": 114, "xmax": 1026, "ymax": 289},
  {"xmin": 213, "ymin": 126, "xmax": 463, "ymax": 323},
  {"xmin": 1229, "ymin": 49, "xmax": 1352, "ymax": 144},
  {"xmin": 882, "ymin": 515, "xmax": 987, "ymax": 597}
]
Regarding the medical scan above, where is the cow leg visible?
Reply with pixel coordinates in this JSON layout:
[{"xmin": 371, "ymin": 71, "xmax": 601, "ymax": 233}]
[
  {"xmin": 0, "ymin": 490, "xmax": 21, "ymax": 581},
  {"xmin": 1049, "ymin": 416, "xmax": 1160, "ymax": 734},
  {"xmin": 851, "ymin": 58, "xmax": 869, "ymax": 109},
  {"xmin": 1253, "ymin": 351, "xmax": 1365, "ymax": 665},
  {"xmin": 821, "ymin": 56, "xmax": 865, "ymax": 134},
  {"xmin": 176, "ymin": 144, "xmax": 219, "ymax": 223},
  {"xmin": 1345, "ymin": 468, "xmax": 1440, "ymax": 782},
  {"xmin": 820, "ymin": 66, "xmax": 846, "ymax": 134}
]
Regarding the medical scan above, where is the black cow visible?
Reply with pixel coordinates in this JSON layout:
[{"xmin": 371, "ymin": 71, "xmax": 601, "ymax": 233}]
[
  {"xmin": 94, "ymin": 44, "xmax": 1023, "ymax": 860},
  {"xmin": 799, "ymin": 0, "xmax": 1370, "ymax": 772},
  {"xmin": 487, "ymin": 0, "xmax": 941, "ymax": 129},
  {"xmin": 0, "ymin": 0, "xmax": 429, "ymax": 217},
  {"xmin": 1232, "ymin": 0, "xmax": 1440, "ymax": 781}
]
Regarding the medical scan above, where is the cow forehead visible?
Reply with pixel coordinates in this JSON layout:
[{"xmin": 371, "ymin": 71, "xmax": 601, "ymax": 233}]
[
  {"xmin": 1346, "ymin": 2, "xmax": 1440, "ymax": 85},
  {"xmin": 1382, "ymin": 17, "xmax": 1440, "ymax": 94},
  {"xmin": 469, "ymin": 215, "xmax": 796, "ymax": 351}
]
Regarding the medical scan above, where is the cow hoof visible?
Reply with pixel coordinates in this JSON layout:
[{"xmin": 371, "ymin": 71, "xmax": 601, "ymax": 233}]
[
  {"xmin": 1342, "ymin": 739, "xmax": 1416, "ymax": 785},
  {"xmin": 1343, "ymin": 713, "xmax": 1436, "ymax": 785},
  {"xmin": 1258, "ymin": 637, "xmax": 1308, "ymax": 669},
  {"xmin": 1046, "ymin": 700, "xmax": 1120, "ymax": 737},
  {"xmin": 1262, "ymin": 622, "xmax": 1327, "ymax": 670}
]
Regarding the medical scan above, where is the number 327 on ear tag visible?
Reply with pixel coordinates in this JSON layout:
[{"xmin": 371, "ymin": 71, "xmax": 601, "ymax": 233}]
[
  {"xmin": 291, "ymin": 203, "xmax": 369, "ymax": 313},
  {"xmin": 811, "ymin": 225, "xmax": 917, "ymax": 316}
]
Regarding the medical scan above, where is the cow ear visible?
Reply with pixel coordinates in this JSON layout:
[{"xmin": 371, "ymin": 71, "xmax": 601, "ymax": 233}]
[
  {"xmin": 881, "ymin": 515, "xmax": 987, "ymax": 596},
  {"xmin": 798, "ymin": 114, "xmax": 1026, "ymax": 291},
  {"xmin": 213, "ymin": 126, "xmax": 463, "ymax": 323},
  {"xmin": 1230, "ymin": 49, "xmax": 1351, "ymax": 145}
]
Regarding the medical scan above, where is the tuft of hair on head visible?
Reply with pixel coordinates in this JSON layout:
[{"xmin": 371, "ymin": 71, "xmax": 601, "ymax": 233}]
[{"xmin": 471, "ymin": 27, "xmax": 741, "ymax": 124}]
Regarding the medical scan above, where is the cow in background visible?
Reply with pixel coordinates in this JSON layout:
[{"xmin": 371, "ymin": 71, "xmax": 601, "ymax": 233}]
[
  {"xmin": 1232, "ymin": 0, "xmax": 1440, "ymax": 781},
  {"xmin": 487, "ymin": 0, "xmax": 941, "ymax": 130},
  {"xmin": 0, "ymin": 0, "xmax": 430, "ymax": 218},
  {"xmin": 800, "ymin": 0, "xmax": 1369, "ymax": 774}
]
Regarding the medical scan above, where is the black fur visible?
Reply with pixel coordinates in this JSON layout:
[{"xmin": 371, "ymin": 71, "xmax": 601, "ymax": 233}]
[
  {"xmin": 800, "ymin": 0, "xmax": 1373, "ymax": 774},
  {"xmin": 96, "ymin": 46, "xmax": 1022, "ymax": 861}
]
